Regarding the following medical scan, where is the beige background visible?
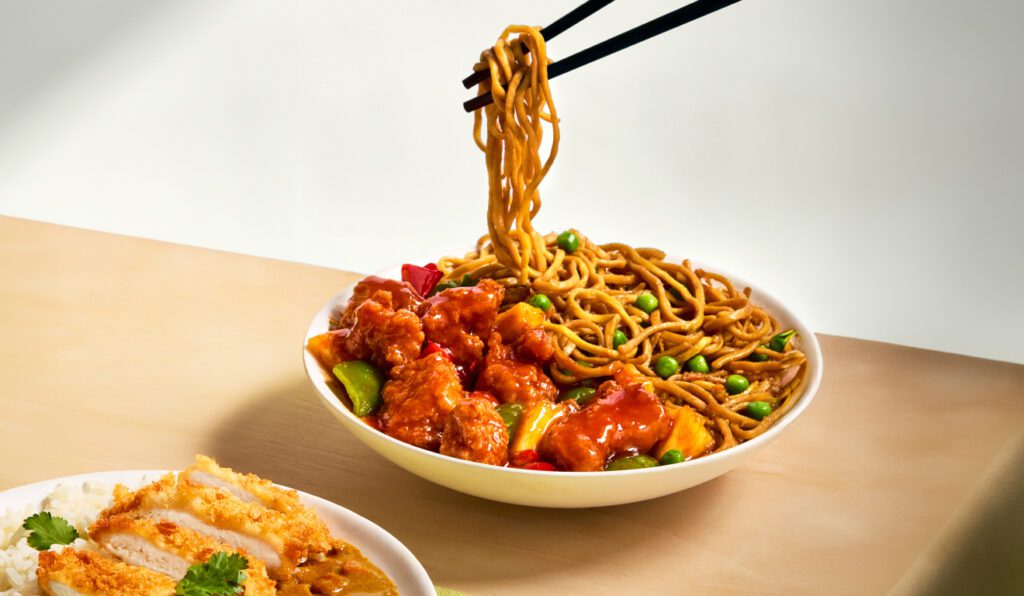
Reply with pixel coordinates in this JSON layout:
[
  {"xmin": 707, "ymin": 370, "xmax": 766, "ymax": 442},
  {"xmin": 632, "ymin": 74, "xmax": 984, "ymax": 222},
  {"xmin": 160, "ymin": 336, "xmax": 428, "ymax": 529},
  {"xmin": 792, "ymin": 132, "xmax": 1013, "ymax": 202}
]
[{"xmin": 3, "ymin": 218, "xmax": 1022, "ymax": 594}]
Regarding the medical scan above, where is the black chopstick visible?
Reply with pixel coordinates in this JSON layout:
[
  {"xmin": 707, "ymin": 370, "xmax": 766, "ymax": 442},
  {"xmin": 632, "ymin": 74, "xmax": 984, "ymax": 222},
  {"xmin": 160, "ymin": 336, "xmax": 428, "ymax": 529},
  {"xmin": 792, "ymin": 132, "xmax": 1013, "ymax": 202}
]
[
  {"xmin": 461, "ymin": 0, "xmax": 616, "ymax": 90},
  {"xmin": 463, "ymin": 0, "xmax": 744, "ymax": 112}
]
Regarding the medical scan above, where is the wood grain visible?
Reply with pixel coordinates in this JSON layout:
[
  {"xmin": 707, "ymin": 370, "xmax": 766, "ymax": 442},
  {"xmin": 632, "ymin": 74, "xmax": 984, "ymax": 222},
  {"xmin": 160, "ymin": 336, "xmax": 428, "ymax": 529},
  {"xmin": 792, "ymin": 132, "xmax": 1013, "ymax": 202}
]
[{"xmin": 2, "ymin": 216, "xmax": 1022, "ymax": 595}]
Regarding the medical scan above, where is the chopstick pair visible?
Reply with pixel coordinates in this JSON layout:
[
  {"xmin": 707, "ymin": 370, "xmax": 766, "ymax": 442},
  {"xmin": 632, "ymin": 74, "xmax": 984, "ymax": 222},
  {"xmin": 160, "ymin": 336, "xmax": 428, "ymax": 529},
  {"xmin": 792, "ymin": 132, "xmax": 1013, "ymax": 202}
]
[{"xmin": 462, "ymin": 0, "xmax": 744, "ymax": 112}]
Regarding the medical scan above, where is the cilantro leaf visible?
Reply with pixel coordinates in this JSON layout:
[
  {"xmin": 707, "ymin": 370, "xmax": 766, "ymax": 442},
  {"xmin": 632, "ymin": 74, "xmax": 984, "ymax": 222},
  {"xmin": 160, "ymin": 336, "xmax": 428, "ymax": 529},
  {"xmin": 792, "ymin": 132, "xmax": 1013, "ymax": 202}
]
[
  {"xmin": 175, "ymin": 552, "xmax": 248, "ymax": 596},
  {"xmin": 22, "ymin": 512, "xmax": 79, "ymax": 550}
]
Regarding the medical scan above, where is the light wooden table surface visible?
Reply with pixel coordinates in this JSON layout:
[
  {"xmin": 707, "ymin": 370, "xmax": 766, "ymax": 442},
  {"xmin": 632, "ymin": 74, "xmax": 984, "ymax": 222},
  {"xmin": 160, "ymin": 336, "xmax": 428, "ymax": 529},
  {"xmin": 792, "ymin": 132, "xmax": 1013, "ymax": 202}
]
[{"xmin": 2, "ymin": 216, "xmax": 1022, "ymax": 595}]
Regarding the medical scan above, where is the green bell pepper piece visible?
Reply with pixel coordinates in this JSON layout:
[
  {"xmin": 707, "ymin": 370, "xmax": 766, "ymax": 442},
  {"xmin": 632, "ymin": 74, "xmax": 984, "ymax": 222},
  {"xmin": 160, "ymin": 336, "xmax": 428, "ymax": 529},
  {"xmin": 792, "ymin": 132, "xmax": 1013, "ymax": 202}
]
[{"xmin": 333, "ymin": 360, "xmax": 384, "ymax": 417}]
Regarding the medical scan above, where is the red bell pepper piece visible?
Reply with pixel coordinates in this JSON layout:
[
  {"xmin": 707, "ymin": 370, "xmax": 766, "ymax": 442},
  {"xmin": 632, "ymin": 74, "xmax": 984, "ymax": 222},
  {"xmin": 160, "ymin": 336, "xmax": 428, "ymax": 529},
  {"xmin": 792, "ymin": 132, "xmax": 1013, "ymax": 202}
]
[
  {"xmin": 401, "ymin": 263, "xmax": 443, "ymax": 297},
  {"xmin": 522, "ymin": 461, "xmax": 556, "ymax": 471},
  {"xmin": 423, "ymin": 340, "xmax": 451, "ymax": 360},
  {"xmin": 512, "ymin": 449, "xmax": 541, "ymax": 466}
]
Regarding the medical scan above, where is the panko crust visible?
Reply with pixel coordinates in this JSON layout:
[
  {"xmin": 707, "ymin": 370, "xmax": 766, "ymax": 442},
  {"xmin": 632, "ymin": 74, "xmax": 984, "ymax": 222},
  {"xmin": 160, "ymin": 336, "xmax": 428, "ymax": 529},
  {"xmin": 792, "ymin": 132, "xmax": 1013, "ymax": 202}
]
[
  {"xmin": 37, "ymin": 548, "xmax": 176, "ymax": 595},
  {"xmin": 99, "ymin": 472, "xmax": 331, "ymax": 580},
  {"xmin": 183, "ymin": 455, "xmax": 308, "ymax": 516}
]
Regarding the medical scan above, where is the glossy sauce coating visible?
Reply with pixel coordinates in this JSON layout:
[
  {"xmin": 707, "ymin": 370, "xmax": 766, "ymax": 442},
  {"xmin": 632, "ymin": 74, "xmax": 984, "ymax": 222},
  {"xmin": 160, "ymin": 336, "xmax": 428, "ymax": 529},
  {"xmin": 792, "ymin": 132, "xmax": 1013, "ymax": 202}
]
[
  {"xmin": 476, "ymin": 333, "xmax": 557, "ymax": 404},
  {"xmin": 380, "ymin": 352, "xmax": 463, "ymax": 450},
  {"xmin": 344, "ymin": 290, "xmax": 424, "ymax": 370},
  {"xmin": 334, "ymin": 276, "xmax": 423, "ymax": 329},
  {"xmin": 539, "ymin": 381, "xmax": 671, "ymax": 471},
  {"xmin": 421, "ymin": 279, "xmax": 504, "ymax": 365},
  {"xmin": 440, "ymin": 394, "xmax": 510, "ymax": 465}
]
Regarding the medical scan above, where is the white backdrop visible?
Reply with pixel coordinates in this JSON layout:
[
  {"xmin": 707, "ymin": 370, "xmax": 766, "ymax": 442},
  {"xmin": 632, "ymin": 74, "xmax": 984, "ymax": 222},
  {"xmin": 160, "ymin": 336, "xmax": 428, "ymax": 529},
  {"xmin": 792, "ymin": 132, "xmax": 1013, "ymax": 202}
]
[{"xmin": 1, "ymin": 1, "xmax": 1021, "ymax": 363}]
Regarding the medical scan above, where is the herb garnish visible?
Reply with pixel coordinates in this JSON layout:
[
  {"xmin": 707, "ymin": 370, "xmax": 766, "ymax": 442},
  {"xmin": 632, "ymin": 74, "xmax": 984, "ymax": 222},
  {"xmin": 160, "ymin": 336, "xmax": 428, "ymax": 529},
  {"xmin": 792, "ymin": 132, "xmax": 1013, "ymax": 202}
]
[
  {"xmin": 22, "ymin": 512, "xmax": 79, "ymax": 550},
  {"xmin": 175, "ymin": 552, "xmax": 248, "ymax": 596}
]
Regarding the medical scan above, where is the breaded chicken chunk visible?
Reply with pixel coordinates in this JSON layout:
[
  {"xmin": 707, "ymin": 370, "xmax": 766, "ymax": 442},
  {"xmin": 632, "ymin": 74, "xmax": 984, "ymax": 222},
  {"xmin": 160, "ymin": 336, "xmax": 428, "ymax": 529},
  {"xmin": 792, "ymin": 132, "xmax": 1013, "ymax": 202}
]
[
  {"xmin": 440, "ymin": 395, "xmax": 510, "ymax": 465},
  {"xmin": 540, "ymin": 381, "xmax": 670, "ymax": 471},
  {"xmin": 476, "ymin": 333, "xmax": 557, "ymax": 404},
  {"xmin": 98, "ymin": 473, "xmax": 330, "ymax": 580},
  {"xmin": 37, "ymin": 548, "xmax": 176, "ymax": 596},
  {"xmin": 379, "ymin": 352, "xmax": 464, "ymax": 450},
  {"xmin": 182, "ymin": 455, "xmax": 313, "ymax": 518},
  {"xmin": 421, "ymin": 279, "xmax": 504, "ymax": 365},
  {"xmin": 89, "ymin": 514, "xmax": 275, "ymax": 594},
  {"xmin": 344, "ymin": 290, "xmax": 424, "ymax": 370},
  {"xmin": 333, "ymin": 275, "xmax": 423, "ymax": 329}
]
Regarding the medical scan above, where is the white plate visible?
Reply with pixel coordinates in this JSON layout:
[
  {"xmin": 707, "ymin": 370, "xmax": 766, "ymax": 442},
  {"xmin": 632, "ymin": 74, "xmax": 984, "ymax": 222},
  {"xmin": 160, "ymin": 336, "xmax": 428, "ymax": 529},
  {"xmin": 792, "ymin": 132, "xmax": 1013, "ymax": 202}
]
[
  {"xmin": 303, "ymin": 253, "xmax": 824, "ymax": 508},
  {"xmin": 0, "ymin": 470, "xmax": 434, "ymax": 596}
]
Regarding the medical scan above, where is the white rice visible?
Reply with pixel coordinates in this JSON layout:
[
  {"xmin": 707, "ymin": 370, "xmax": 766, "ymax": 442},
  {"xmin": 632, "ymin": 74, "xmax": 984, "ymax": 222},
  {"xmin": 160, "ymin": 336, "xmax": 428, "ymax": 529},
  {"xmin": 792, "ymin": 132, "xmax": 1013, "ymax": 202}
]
[{"xmin": 0, "ymin": 482, "xmax": 114, "ymax": 596}]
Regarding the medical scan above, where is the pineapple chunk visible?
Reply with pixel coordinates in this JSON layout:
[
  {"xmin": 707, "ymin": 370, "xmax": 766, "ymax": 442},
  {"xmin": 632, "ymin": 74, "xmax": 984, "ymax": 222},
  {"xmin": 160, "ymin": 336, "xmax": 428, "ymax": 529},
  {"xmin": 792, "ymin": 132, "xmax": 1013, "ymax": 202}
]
[
  {"xmin": 511, "ymin": 401, "xmax": 569, "ymax": 454},
  {"xmin": 654, "ymin": 405, "xmax": 715, "ymax": 460},
  {"xmin": 495, "ymin": 302, "xmax": 545, "ymax": 342},
  {"xmin": 306, "ymin": 330, "xmax": 347, "ymax": 372}
]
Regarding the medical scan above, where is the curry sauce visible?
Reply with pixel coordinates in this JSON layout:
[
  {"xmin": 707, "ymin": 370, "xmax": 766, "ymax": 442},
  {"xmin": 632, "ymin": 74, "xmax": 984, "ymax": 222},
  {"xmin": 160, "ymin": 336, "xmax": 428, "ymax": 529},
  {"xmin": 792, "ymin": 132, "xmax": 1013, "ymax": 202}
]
[{"xmin": 277, "ymin": 540, "xmax": 397, "ymax": 596}]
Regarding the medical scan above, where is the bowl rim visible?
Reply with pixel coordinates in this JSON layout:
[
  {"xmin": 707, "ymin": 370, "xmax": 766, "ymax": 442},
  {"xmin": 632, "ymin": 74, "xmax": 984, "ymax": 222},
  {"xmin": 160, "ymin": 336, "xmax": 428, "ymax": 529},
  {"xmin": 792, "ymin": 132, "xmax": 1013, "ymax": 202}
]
[{"xmin": 303, "ymin": 250, "xmax": 824, "ymax": 478}]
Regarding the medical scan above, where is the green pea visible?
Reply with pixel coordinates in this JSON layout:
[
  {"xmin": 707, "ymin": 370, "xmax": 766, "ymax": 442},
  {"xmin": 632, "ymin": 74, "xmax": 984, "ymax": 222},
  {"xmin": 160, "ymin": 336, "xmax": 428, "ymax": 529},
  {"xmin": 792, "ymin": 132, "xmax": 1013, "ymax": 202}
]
[
  {"xmin": 527, "ymin": 294, "xmax": 552, "ymax": 311},
  {"xmin": 654, "ymin": 356, "xmax": 680, "ymax": 379},
  {"xmin": 769, "ymin": 329, "xmax": 797, "ymax": 352},
  {"xmin": 746, "ymin": 401, "xmax": 773, "ymax": 420},
  {"xmin": 659, "ymin": 449, "xmax": 685, "ymax": 465},
  {"xmin": 612, "ymin": 329, "xmax": 628, "ymax": 349},
  {"xmin": 605, "ymin": 454, "xmax": 660, "ymax": 471},
  {"xmin": 430, "ymin": 280, "xmax": 458, "ymax": 296},
  {"xmin": 685, "ymin": 354, "xmax": 710, "ymax": 374},
  {"xmin": 556, "ymin": 230, "xmax": 580, "ymax": 253},
  {"xmin": 725, "ymin": 374, "xmax": 750, "ymax": 395},
  {"xmin": 635, "ymin": 292, "xmax": 659, "ymax": 314},
  {"xmin": 332, "ymin": 360, "xmax": 384, "ymax": 417},
  {"xmin": 496, "ymin": 403, "xmax": 524, "ymax": 436},
  {"xmin": 562, "ymin": 386, "xmax": 597, "ymax": 405}
]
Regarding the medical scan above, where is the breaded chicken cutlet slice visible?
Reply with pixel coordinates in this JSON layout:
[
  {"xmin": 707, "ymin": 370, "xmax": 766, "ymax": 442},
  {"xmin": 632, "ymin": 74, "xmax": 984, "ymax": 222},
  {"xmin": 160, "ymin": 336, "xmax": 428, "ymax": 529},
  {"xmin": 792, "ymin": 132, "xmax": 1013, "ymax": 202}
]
[
  {"xmin": 89, "ymin": 514, "xmax": 275, "ymax": 594},
  {"xmin": 37, "ymin": 548, "xmax": 176, "ymax": 596},
  {"xmin": 182, "ymin": 455, "xmax": 313, "ymax": 518},
  {"xmin": 98, "ymin": 473, "xmax": 331, "ymax": 580}
]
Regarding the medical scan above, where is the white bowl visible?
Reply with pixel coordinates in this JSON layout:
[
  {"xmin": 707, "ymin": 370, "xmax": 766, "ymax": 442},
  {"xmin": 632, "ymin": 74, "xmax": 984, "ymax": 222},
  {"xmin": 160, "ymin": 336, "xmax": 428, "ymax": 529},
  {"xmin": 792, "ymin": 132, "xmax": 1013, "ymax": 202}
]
[
  {"xmin": 0, "ymin": 470, "xmax": 434, "ymax": 595},
  {"xmin": 303, "ymin": 256, "xmax": 823, "ymax": 508}
]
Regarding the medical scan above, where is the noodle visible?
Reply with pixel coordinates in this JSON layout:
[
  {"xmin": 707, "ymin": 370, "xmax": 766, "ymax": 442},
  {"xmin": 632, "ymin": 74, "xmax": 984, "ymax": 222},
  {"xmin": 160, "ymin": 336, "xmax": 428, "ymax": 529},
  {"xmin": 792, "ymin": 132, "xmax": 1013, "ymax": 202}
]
[{"xmin": 441, "ymin": 26, "xmax": 808, "ymax": 452}]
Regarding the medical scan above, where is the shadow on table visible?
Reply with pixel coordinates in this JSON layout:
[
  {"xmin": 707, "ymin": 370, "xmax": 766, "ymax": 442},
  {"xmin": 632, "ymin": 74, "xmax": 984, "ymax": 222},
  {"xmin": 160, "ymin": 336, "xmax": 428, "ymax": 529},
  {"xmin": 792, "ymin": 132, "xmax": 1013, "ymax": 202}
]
[{"xmin": 204, "ymin": 378, "xmax": 730, "ymax": 588}]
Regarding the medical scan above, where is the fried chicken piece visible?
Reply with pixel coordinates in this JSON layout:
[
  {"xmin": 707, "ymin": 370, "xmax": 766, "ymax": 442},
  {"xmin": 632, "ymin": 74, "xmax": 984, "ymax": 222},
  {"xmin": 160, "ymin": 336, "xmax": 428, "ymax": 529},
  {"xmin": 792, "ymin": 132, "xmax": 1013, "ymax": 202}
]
[
  {"xmin": 440, "ymin": 395, "xmax": 509, "ymax": 465},
  {"xmin": 89, "ymin": 515, "xmax": 275, "ymax": 594},
  {"xmin": 476, "ymin": 333, "xmax": 557, "ymax": 404},
  {"xmin": 344, "ymin": 290, "xmax": 424, "ymax": 370},
  {"xmin": 539, "ymin": 381, "xmax": 671, "ymax": 471},
  {"xmin": 98, "ymin": 473, "xmax": 331, "ymax": 580},
  {"xmin": 380, "ymin": 352, "xmax": 464, "ymax": 450},
  {"xmin": 494, "ymin": 302, "xmax": 555, "ymax": 363},
  {"xmin": 333, "ymin": 275, "xmax": 424, "ymax": 329},
  {"xmin": 421, "ymin": 279, "xmax": 504, "ymax": 365},
  {"xmin": 37, "ymin": 548, "xmax": 176, "ymax": 596},
  {"xmin": 182, "ymin": 455, "xmax": 313, "ymax": 518}
]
